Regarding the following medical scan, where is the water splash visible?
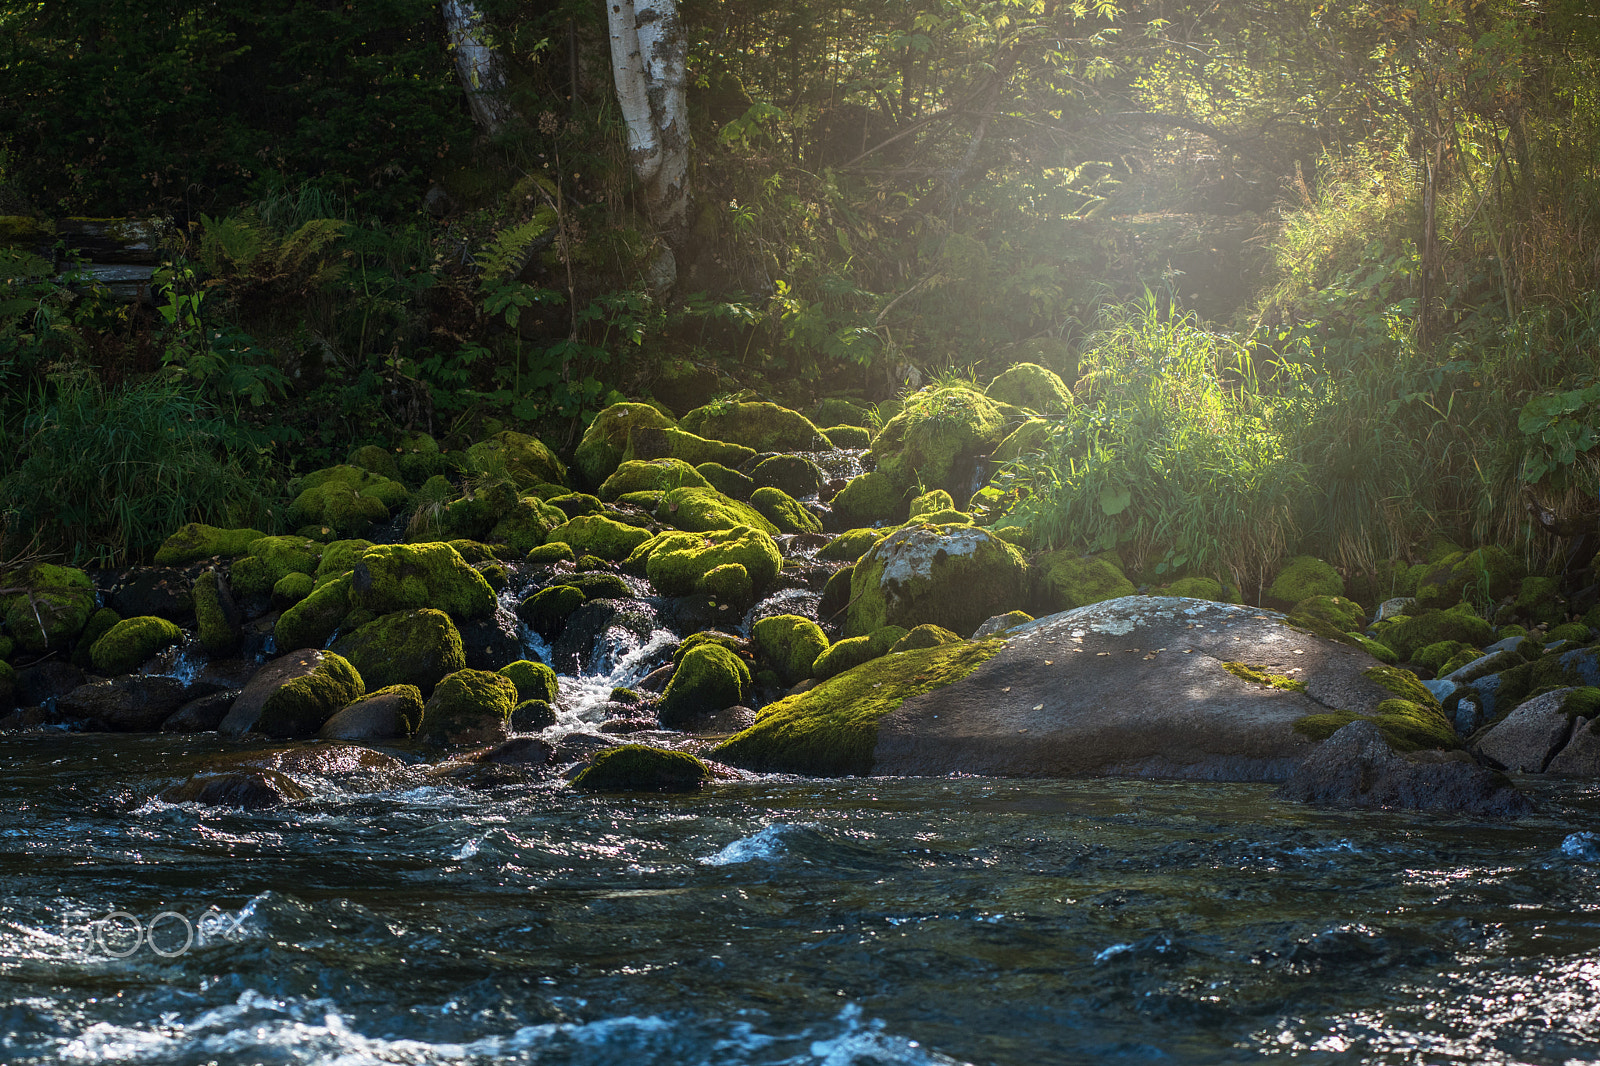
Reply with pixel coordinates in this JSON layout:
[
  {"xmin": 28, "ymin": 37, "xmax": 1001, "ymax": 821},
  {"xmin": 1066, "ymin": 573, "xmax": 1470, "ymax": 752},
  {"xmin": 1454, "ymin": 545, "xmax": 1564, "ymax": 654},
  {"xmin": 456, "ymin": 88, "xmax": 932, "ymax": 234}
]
[{"xmin": 552, "ymin": 627, "xmax": 677, "ymax": 732}]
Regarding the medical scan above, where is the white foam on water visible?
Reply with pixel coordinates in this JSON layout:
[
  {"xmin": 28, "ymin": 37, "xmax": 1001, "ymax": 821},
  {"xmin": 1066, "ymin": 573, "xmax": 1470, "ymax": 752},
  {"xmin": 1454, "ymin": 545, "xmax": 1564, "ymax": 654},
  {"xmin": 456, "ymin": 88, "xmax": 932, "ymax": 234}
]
[
  {"xmin": 553, "ymin": 627, "xmax": 677, "ymax": 732},
  {"xmin": 1561, "ymin": 831, "xmax": 1600, "ymax": 860},
  {"xmin": 700, "ymin": 823, "xmax": 803, "ymax": 866}
]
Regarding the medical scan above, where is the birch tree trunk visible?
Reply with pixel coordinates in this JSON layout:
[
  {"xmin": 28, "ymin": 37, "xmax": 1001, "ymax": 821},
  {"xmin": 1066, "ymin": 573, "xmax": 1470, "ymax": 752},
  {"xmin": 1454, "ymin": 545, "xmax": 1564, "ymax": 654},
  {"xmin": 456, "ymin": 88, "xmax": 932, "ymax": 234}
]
[
  {"xmin": 441, "ymin": 0, "xmax": 515, "ymax": 135},
  {"xmin": 606, "ymin": 0, "xmax": 691, "ymax": 283}
]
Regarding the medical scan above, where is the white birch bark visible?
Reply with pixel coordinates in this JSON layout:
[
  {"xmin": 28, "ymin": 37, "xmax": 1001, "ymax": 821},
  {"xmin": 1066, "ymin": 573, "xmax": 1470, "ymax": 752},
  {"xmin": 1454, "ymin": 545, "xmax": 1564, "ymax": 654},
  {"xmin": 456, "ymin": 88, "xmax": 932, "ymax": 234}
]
[
  {"xmin": 441, "ymin": 0, "xmax": 515, "ymax": 135},
  {"xmin": 606, "ymin": 0, "xmax": 691, "ymax": 244}
]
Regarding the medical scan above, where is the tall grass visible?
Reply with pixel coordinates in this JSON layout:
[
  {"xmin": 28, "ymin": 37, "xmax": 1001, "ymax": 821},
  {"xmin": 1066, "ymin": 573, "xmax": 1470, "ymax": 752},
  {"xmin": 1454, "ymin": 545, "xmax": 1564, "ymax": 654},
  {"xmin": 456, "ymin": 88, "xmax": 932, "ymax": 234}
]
[{"xmin": 0, "ymin": 379, "xmax": 281, "ymax": 566}]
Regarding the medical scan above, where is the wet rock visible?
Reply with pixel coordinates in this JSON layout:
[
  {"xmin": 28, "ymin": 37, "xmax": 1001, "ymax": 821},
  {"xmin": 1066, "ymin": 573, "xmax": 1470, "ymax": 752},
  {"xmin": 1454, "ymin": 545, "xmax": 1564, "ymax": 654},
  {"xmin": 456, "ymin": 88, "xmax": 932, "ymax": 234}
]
[
  {"xmin": 571, "ymin": 744, "xmax": 711, "ymax": 792},
  {"xmin": 1277, "ymin": 720, "xmax": 1532, "ymax": 817},
  {"xmin": 638, "ymin": 664, "xmax": 674, "ymax": 692},
  {"xmin": 457, "ymin": 616, "xmax": 524, "ymax": 672},
  {"xmin": 218, "ymin": 649, "xmax": 364, "ymax": 737},
  {"xmin": 599, "ymin": 717, "xmax": 660, "ymax": 734},
  {"xmin": 751, "ymin": 454, "xmax": 825, "ymax": 499},
  {"xmin": 162, "ymin": 691, "xmax": 238, "ymax": 733},
  {"xmin": 550, "ymin": 730, "xmax": 620, "ymax": 765},
  {"xmin": 414, "ymin": 668, "xmax": 518, "ymax": 749},
  {"xmin": 58, "ymin": 675, "xmax": 193, "ymax": 731},
  {"xmin": 16, "ymin": 661, "xmax": 87, "ymax": 707},
  {"xmin": 160, "ymin": 769, "xmax": 309, "ymax": 810},
  {"xmin": 0, "ymin": 706, "xmax": 75, "ymax": 731},
  {"xmin": 318, "ymin": 685, "xmax": 421, "ymax": 740},
  {"xmin": 331, "ymin": 608, "xmax": 464, "ymax": 696},
  {"xmin": 476, "ymin": 736, "xmax": 553, "ymax": 766},
  {"xmin": 1547, "ymin": 718, "xmax": 1600, "ymax": 775},
  {"xmin": 100, "ymin": 566, "xmax": 195, "ymax": 622},
  {"xmin": 1444, "ymin": 647, "xmax": 1525, "ymax": 685},
  {"xmin": 549, "ymin": 599, "xmax": 659, "ymax": 674},
  {"xmin": 510, "ymin": 699, "xmax": 557, "ymax": 731},
  {"xmin": 1475, "ymin": 688, "xmax": 1586, "ymax": 772}
]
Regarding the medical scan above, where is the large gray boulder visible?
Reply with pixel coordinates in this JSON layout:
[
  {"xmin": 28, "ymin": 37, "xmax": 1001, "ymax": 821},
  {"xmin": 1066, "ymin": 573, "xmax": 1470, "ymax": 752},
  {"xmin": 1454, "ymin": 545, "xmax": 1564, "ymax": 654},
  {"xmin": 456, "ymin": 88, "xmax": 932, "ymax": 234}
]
[
  {"xmin": 1474, "ymin": 688, "xmax": 1582, "ymax": 773},
  {"xmin": 719, "ymin": 597, "xmax": 1448, "ymax": 781}
]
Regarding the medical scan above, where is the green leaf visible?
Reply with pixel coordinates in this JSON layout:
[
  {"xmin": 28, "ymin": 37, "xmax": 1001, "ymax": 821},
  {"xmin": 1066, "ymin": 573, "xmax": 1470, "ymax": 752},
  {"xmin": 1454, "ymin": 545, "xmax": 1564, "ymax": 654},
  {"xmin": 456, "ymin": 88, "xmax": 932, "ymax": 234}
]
[{"xmin": 1098, "ymin": 483, "xmax": 1131, "ymax": 516}]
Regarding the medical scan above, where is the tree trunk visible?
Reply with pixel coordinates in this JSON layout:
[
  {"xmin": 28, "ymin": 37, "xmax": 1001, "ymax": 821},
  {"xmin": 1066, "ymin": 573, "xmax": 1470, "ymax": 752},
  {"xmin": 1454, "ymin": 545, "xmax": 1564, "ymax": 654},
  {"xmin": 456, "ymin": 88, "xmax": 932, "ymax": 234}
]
[
  {"xmin": 606, "ymin": 0, "xmax": 691, "ymax": 283},
  {"xmin": 441, "ymin": 0, "xmax": 515, "ymax": 135}
]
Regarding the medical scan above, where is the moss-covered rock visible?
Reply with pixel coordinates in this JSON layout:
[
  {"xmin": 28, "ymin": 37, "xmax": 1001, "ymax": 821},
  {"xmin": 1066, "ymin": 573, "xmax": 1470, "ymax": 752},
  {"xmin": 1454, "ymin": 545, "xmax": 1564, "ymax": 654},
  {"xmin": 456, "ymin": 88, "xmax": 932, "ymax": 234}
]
[
  {"xmin": 256, "ymin": 651, "xmax": 366, "ymax": 738},
  {"xmin": 990, "ymin": 418, "xmax": 1052, "ymax": 463},
  {"xmin": 829, "ymin": 470, "xmax": 906, "ymax": 527},
  {"xmin": 574, "ymin": 402, "xmax": 676, "ymax": 487},
  {"xmin": 908, "ymin": 489, "xmax": 955, "ymax": 519},
  {"xmin": 548, "ymin": 492, "xmax": 605, "ymax": 519},
  {"xmin": 154, "ymin": 523, "xmax": 267, "ymax": 566},
  {"xmin": 751, "ymin": 614, "xmax": 829, "ymax": 686},
  {"xmin": 272, "ymin": 571, "xmax": 315, "ymax": 608},
  {"xmin": 1267, "ymin": 555, "xmax": 1344, "ymax": 604},
  {"xmin": 330, "ymin": 608, "xmax": 465, "ymax": 695},
  {"xmin": 517, "ymin": 585, "xmax": 587, "ymax": 640},
  {"xmin": 2, "ymin": 563, "xmax": 96, "ymax": 653},
  {"xmin": 695, "ymin": 462, "xmax": 755, "ymax": 500},
  {"xmin": 715, "ymin": 639, "xmax": 1003, "ymax": 774},
  {"xmin": 1294, "ymin": 694, "xmax": 1458, "ymax": 754},
  {"xmin": 986, "ymin": 362, "xmax": 1072, "ymax": 413},
  {"xmin": 888, "ymin": 623, "xmax": 963, "ymax": 654},
  {"xmin": 288, "ymin": 465, "xmax": 409, "ymax": 536},
  {"xmin": 311, "ymin": 539, "xmax": 375, "ymax": 588},
  {"xmin": 750, "ymin": 486, "xmax": 823, "ymax": 534},
  {"xmin": 346, "ymin": 443, "xmax": 402, "ymax": 482},
  {"xmin": 1158, "ymin": 576, "xmax": 1224, "ymax": 601},
  {"xmin": 1346, "ymin": 631, "xmax": 1399, "ymax": 665},
  {"xmin": 488, "ymin": 495, "xmax": 568, "ymax": 553},
  {"xmin": 599, "ymin": 457, "xmax": 710, "ymax": 499},
  {"xmin": 572, "ymin": 744, "xmax": 711, "ymax": 792},
  {"xmin": 1371, "ymin": 603, "xmax": 1495, "ymax": 661},
  {"xmin": 810, "ymin": 397, "xmax": 872, "ymax": 428},
  {"xmin": 656, "ymin": 486, "xmax": 779, "ymax": 535},
  {"xmin": 231, "ymin": 536, "xmax": 322, "ymax": 599},
  {"xmin": 624, "ymin": 424, "xmax": 756, "ymax": 470},
  {"xmin": 1289, "ymin": 595, "xmax": 1366, "ymax": 632},
  {"xmin": 1034, "ymin": 550, "xmax": 1135, "ymax": 613},
  {"xmin": 89, "ymin": 616, "xmax": 183, "ymax": 675},
  {"xmin": 349, "ymin": 543, "xmax": 495, "ymax": 622},
  {"xmin": 544, "ymin": 514, "xmax": 655, "ymax": 561},
  {"xmin": 646, "ymin": 526, "xmax": 783, "ymax": 598},
  {"xmin": 661, "ymin": 642, "xmax": 750, "ymax": 726},
  {"xmin": 1510, "ymin": 574, "xmax": 1564, "ymax": 627},
  {"xmin": 847, "ymin": 524, "xmax": 1028, "ymax": 638},
  {"xmin": 811, "ymin": 625, "xmax": 908, "ymax": 680},
  {"xmin": 511, "ymin": 698, "xmax": 558, "ymax": 731},
  {"xmin": 702, "ymin": 563, "xmax": 753, "ymax": 606},
  {"xmin": 869, "ymin": 385, "xmax": 1007, "ymax": 492},
  {"xmin": 71, "ymin": 606, "xmax": 121, "ymax": 670},
  {"xmin": 498, "ymin": 659, "xmax": 559, "ymax": 703},
  {"xmin": 415, "ymin": 668, "xmax": 519, "ymax": 748},
  {"xmin": 396, "ymin": 431, "xmax": 451, "ymax": 483},
  {"xmin": 751, "ymin": 455, "xmax": 825, "ymax": 499},
  {"xmin": 822, "ymin": 425, "xmax": 872, "ymax": 449},
  {"xmin": 527, "ymin": 541, "xmax": 577, "ymax": 566},
  {"xmin": 971, "ymin": 610, "xmax": 1032, "ymax": 639},
  {"xmin": 818, "ymin": 527, "xmax": 888, "ymax": 563},
  {"xmin": 1413, "ymin": 639, "xmax": 1480, "ymax": 677},
  {"xmin": 464, "ymin": 430, "xmax": 567, "ymax": 490},
  {"xmin": 678, "ymin": 401, "xmax": 828, "ymax": 453},
  {"xmin": 191, "ymin": 570, "xmax": 239, "ymax": 656},
  {"xmin": 1413, "ymin": 546, "xmax": 1523, "ymax": 611}
]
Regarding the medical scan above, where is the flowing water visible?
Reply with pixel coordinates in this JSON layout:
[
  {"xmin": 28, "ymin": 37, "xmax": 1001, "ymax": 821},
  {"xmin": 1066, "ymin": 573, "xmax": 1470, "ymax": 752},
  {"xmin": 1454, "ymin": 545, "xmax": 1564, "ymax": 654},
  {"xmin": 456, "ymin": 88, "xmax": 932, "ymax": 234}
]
[{"xmin": 3, "ymin": 731, "xmax": 1600, "ymax": 1066}]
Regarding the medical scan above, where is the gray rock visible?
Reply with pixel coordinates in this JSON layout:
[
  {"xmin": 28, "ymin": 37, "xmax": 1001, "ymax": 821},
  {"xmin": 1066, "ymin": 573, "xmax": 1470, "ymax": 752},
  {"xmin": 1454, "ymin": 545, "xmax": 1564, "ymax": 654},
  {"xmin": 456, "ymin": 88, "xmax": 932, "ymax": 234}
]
[
  {"xmin": 1422, "ymin": 678, "xmax": 1457, "ymax": 702},
  {"xmin": 1452, "ymin": 697, "xmax": 1488, "ymax": 737},
  {"xmin": 162, "ymin": 691, "xmax": 238, "ymax": 732},
  {"xmin": 16, "ymin": 661, "xmax": 87, "ymax": 707},
  {"xmin": 872, "ymin": 597, "xmax": 1408, "ymax": 781},
  {"xmin": 318, "ymin": 689, "xmax": 416, "ymax": 740},
  {"xmin": 1547, "ymin": 717, "xmax": 1600, "ymax": 776},
  {"xmin": 1276, "ymin": 720, "xmax": 1531, "ymax": 816},
  {"xmin": 1475, "ymin": 688, "xmax": 1580, "ymax": 772},
  {"xmin": 57, "ymin": 675, "xmax": 192, "ymax": 731},
  {"xmin": 218, "ymin": 649, "xmax": 332, "ymax": 736},
  {"xmin": 1481, "ymin": 634, "xmax": 1529, "ymax": 657},
  {"xmin": 1444, "ymin": 647, "xmax": 1524, "ymax": 684},
  {"xmin": 1374, "ymin": 597, "xmax": 1415, "ymax": 623},
  {"xmin": 476, "ymin": 737, "xmax": 553, "ymax": 766},
  {"xmin": 160, "ymin": 770, "xmax": 309, "ymax": 810}
]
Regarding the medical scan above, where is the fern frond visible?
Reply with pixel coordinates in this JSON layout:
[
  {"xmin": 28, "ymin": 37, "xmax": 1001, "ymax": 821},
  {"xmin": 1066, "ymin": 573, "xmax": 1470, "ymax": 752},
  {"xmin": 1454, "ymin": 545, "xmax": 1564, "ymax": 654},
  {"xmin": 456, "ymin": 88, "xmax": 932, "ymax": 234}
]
[
  {"xmin": 275, "ymin": 218, "xmax": 349, "ymax": 278},
  {"xmin": 477, "ymin": 209, "xmax": 557, "ymax": 284}
]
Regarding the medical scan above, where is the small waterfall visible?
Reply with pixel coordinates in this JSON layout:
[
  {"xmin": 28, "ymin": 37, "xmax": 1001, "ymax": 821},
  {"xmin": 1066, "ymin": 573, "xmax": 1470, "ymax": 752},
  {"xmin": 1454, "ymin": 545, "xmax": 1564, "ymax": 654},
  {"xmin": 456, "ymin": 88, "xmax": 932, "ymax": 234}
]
[{"xmin": 551, "ymin": 626, "xmax": 677, "ymax": 733}]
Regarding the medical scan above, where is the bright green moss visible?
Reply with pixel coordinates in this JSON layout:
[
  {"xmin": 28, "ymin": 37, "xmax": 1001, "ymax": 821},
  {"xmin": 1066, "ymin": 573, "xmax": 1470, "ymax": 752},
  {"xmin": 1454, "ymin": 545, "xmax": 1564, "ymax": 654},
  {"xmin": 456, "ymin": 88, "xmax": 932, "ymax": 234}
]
[
  {"xmin": 544, "ymin": 514, "xmax": 654, "ymax": 560},
  {"xmin": 527, "ymin": 541, "xmax": 577, "ymax": 566},
  {"xmin": 908, "ymin": 489, "xmax": 955, "ymax": 518},
  {"xmin": 1413, "ymin": 640, "xmax": 1479, "ymax": 677},
  {"xmin": 1267, "ymin": 556, "xmax": 1343, "ymax": 604},
  {"xmin": 985, "ymin": 362, "xmax": 1073, "ymax": 413},
  {"xmin": 330, "ymin": 608, "xmax": 464, "ymax": 695},
  {"xmin": 153, "ymin": 523, "xmax": 266, "ymax": 566},
  {"xmin": 498, "ymin": 659, "xmax": 559, "ymax": 703},
  {"xmin": 464, "ymin": 430, "xmax": 567, "ymax": 490},
  {"xmin": 516, "ymin": 585, "xmax": 586, "ymax": 639},
  {"xmin": 415, "ymin": 668, "xmax": 519, "ymax": 748},
  {"xmin": 2, "ymin": 564, "xmax": 96, "ymax": 653},
  {"xmin": 288, "ymin": 465, "xmax": 408, "ymax": 536},
  {"xmin": 677, "ymin": 401, "xmax": 828, "ymax": 452},
  {"xmin": 750, "ymin": 486, "xmax": 823, "ymax": 534},
  {"xmin": 71, "ymin": 607, "xmax": 122, "ymax": 669},
  {"xmin": 822, "ymin": 425, "xmax": 872, "ymax": 449},
  {"xmin": 488, "ymin": 496, "xmax": 567, "ymax": 553},
  {"xmin": 231, "ymin": 536, "xmax": 321, "ymax": 598},
  {"xmin": 274, "ymin": 572, "xmax": 351, "ymax": 651},
  {"xmin": 889, "ymin": 624, "xmax": 962, "ymax": 653},
  {"xmin": 574, "ymin": 402, "xmax": 676, "ymax": 487},
  {"xmin": 702, "ymin": 563, "xmax": 753, "ymax": 606},
  {"xmin": 1293, "ymin": 696, "xmax": 1457, "ymax": 752},
  {"xmin": 599, "ymin": 457, "xmax": 710, "ymax": 499},
  {"xmin": 1034, "ymin": 550, "xmax": 1134, "ymax": 613},
  {"xmin": 572, "ymin": 745, "xmax": 711, "ymax": 792},
  {"xmin": 1161, "ymin": 576, "xmax": 1224, "ymax": 601},
  {"xmin": 314, "ymin": 539, "xmax": 374, "ymax": 587},
  {"xmin": 349, "ymin": 542, "xmax": 495, "ymax": 621},
  {"xmin": 256, "ymin": 652, "xmax": 366, "ymax": 738},
  {"xmin": 1345, "ymin": 632, "xmax": 1398, "ymax": 665},
  {"xmin": 1560, "ymin": 686, "xmax": 1600, "ymax": 720},
  {"xmin": 751, "ymin": 614, "xmax": 829, "ymax": 686},
  {"xmin": 847, "ymin": 525, "xmax": 1028, "ymax": 638},
  {"xmin": 714, "ymin": 639, "xmax": 1004, "ymax": 775},
  {"xmin": 869, "ymin": 385, "xmax": 1007, "ymax": 492},
  {"xmin": 1221, "ymin": 661, "xmax": 1307, "ymax": 692},
  {"xmin": 190, "ymin": 571, "xmax": 237, "ymax": 656},
  {"xmin": 695, "ymin": 462, "xmax": 755, "ymax": 500},
  {"xmin": 624, "ymin": 424, "xmax": 755, "ymax": 469},
  {"xmin": 89, "ymin": 616, "xmax": 183, "ymax": 675},
  {"xmin": 990, "ymin": 417, "xmax": 1052, "ymax": 462},
  {"xmin": 1413, "ymin": 545, "xmax": 1523, "ymax": 610},
  {"xmin": 1290, "ymin": 595, "xmax": 1366, "ymax": 632},
  {"xmin": 657, "ymin": 486, "xmax": 779, "ymax": 535},
  {"xmin": 272, "ymin": 571, "xmax": 315, "ymax": 608},
  {"xmin": 661, "ymin": 643, "xmax": 750, "ymax": 726},
  {"xmin": 818, "ymin": 527, "xmax": 888, "ymax": 563},
  {"xmin": 1370, "ymin": 604, "xmax": 1494, "ymax": 661},
  {"xmin": 646, "ymin": 526, "xmax": 782, "ymax": 597},
  {"xmin": 830, "ymin": 471, "xmax": 905, "ymax": 527}
]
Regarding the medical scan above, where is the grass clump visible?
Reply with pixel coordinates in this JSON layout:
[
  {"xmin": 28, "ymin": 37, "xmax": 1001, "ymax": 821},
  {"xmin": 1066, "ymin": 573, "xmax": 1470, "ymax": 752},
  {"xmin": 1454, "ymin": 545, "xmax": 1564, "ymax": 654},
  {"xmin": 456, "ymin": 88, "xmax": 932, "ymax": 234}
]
[{"xmin": 1221, "ymin": 661, "xmax": 1307, "ymax": 693}]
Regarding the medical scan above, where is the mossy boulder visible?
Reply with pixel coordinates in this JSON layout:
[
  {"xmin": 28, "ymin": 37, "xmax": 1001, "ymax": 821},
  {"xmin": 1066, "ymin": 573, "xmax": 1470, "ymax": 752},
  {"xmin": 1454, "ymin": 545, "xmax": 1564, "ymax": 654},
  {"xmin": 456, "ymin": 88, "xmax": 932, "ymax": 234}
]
[
  {"xmin": 89, "ymin": 616, "xmax": 184, "ymax": 675},
  {"xmin": 572, "ymin": 745, "xmax": 711, "ymax": 792},
  {"xmin": 695, "ymin": 462, "xmax": 755, "ymax": 500},
  {"xmin": 330, "ymin": 608, "xmax": 465, "ymax": 695},
  {"xmin": 1510, "ymin": 574, "xmax": 1564, "ymax": 627},
  {"xmin": 846, "ymin": 524, "xmax": 1027, "ymax": 638},
  {"xmin": 889, "ymin": 624, "xmax": 963, "ymax": 653},
  {"xmin": 1289, "ymin": 595, "xmax": 1366, "ymax": 633},
  {"xmin": 319, "ymin": 683, "xmax": 423, "ymax": 740},
  {"xmin": 545, "ymin": 514, "xmax": 654, "ymax": 561},
  {"xmin": 288, "ymin": 465, "xmax": 409, "ymax": 536},
  {"xmin": 345, "ymin": 443, "xmax": 403, "ymax": 482},
  {"xmin": 1413, "ymin": 546, "xmax": 1523, "ymax": 611},
  {"xmin": 498, "ymin": 659, "xmax": 559, "ymax": 703},
  {"xmin": 624, "ymin": 424, "xmax": 755, "ymax": 470},
  {"xmin": 1413, "ymin": 639, "xmax": 1480, "ymax": 677},
  {"xmin": 991, "ymin": 418, "xmax": 1052, "ymax": 462},
  {"xmin": 702, "ymin": 563, "xmax": 753, "ymax": 606},
  {"xmin": 574, "ymin": 402, "xmax": 675, "ymax": 487},
  {"xmin": 751, "ymin": 454, "xmax": 826, "ymax": 499},
  {"xmin": 656, "ymin": 486, "xmax": 779, "ymax": 535},
  {"xmin": 829, "ymin": 470, "xmax": 906, "ymax": 527},
  {"xmin": 2, "ymin": 564, "xmax": 96, "ymax": 653},
  {"xmin": 517, "ymin": 585, "xmax": 587, "ymax": 640},
  {"xmin": 312, "ymin": 539, "xmax": 374, "ymax": 587},
  {"xmin": 1159, "ymin": 576, "xmax": 1224, "ymax": 601},
  {"xmin": 869, "ymin": 385, "xmax": 1007, "ymax": 492},
  {"xmin": 751, "ymin": 614, "xmax": 829, "ymax": 686},
  {"xmin": 527, "ymin": 543, "xmax": 577, "ymax": 569},
  {"xmin": 415, "ymin": 668, "xmax": 519, "ymax": 748},
  {"xmin": 1370, "ymin": 603, "xmax": 1495, "ymax": 662},
  {"xmin": 255, "ymin": 651, "xmax": 365, "ymax": 738},
  {"xmin": 678, "ymin": 401, "xmax": 829, "ymax": 453},
  {"xmin": 349, "ymin": 543, "xmax": 496, "ymax": 622},
  {"xmin": 70, "ymin": 607, "xmax": 121, "ymax": 670},
  {"xmin": 810, "ymin": 397, "xmax": 872, "ymax": 428},
  {"xmin": 818, "ymin": 527, "xmax": 887, "ymax": 563},
  {"xmin": 645, "ymin": 526, "xmax": 783, "ymax": 598},
  {"xmin": 271, "ymin": 571, "xmax": 315, "ymax": 608},
  {"xmin": 564, "ymin": 572, "xmax": 632, "ymax": 600},
  {"xmin": 1266, "ymin": 556, "xmax": 1344, "ymax": 605},
  {"xmin": 715, "ymin": 639, "xmax": 1002, "ymax": 774},
  {"xmin": 231, "ymin": 536, "xmax": 322, "ymax": 599},
  {"xmin": 985, "ymin": 362, "xmax": 1072, "ymax": 413},
  {"xmin": 274, "ymin": 572, "xmax": 352, "ymax": 651},
  {"xmin": 908, "ymin": 490, "xmax": 955, "ymax": 518},
  {"xmin": 599, "ymin": 457, "xmax": 710, "ymax": 499},
  {"xmin": 154, "ymin": 524, "xmax": 266, "ymax": 566},
  {"xmin": 488, "ymin": 496, "xmax": 568, "ymax": 553},
  {"xmin": 548, "ymin": 492, "xmax": 605, "ymax": 519},
  {"xmin": 822, "ymin": 425, "xmax": 872, "ymax": 449},
  {"xmin": 661, "ymin": 642, "xmax": 751, "ymax": 726},
  {"xmin": 191, "ymin": 571, "xmax": 239, "ymax": 656},
  {"xmin": 464, "ymin": 430, "xmax": 567, "ymax": 490},
  {"xmin": 1034, "ymin": 550, "xmax": 1136, "ymax": 613},
  {"xmin": 750, "ymin": 486, "xmax": 823, "ymax": 534},
  {"xmin": 396, "ymin": 431, "xmax": 451, "ymax": 483}
]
